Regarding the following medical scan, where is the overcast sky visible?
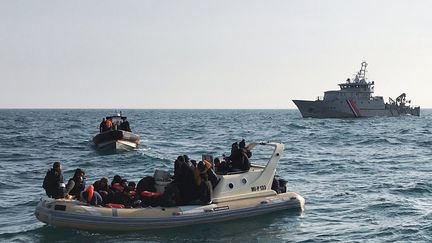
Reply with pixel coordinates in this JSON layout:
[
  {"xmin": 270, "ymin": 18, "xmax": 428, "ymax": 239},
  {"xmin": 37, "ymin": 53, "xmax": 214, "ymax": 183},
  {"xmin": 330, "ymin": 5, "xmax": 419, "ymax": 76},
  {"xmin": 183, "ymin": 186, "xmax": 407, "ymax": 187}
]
[{"xmin": 0, "ymin": 0, "xmax": 431, "ymax": 109}]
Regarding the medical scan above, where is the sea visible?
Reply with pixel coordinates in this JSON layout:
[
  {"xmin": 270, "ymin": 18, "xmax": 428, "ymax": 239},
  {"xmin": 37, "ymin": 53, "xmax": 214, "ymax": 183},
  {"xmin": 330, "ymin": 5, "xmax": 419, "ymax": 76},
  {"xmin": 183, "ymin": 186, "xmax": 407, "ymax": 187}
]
[{"xmin": 0, "ymin": 109, "xmax": 431, "ymax": 242}]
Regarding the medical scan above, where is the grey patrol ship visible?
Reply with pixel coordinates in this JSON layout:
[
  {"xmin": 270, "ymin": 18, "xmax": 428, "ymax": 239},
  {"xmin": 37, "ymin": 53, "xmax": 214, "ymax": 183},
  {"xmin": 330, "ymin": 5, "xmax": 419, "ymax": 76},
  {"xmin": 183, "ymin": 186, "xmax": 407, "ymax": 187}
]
[{"xmin": 293, "ymin": 62, "xmax": 420, "ymax": 118}]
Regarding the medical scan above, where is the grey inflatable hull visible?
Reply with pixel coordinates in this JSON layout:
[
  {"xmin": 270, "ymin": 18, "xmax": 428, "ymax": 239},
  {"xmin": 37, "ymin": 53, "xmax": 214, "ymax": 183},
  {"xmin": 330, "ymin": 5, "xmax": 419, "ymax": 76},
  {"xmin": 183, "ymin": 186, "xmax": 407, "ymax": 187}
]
[
  {"xmin": 93, "ymin": 130, "xmax": 140, "ymax": 152},
  {"xmin": 35, "ymin": 192, "xmax": 304, "ymax": 231}
]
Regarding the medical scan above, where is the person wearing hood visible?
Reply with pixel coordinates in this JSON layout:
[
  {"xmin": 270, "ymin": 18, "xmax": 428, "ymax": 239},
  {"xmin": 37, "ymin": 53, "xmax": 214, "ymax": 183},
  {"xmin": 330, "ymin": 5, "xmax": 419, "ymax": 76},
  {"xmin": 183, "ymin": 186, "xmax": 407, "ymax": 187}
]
[
  {"xmin": 66, "ymin": 168, "xmax": 86, "ymax": 200},
  {"xmin": 93, "ymin": 177, "xmax": 112, "ymax": 203},
  {"xmin": 80, "ymin": 185, "xmax": 103, "ymax": 206},
  {"xmin": 42, "ymin": 161, "xmax": 66, "ymax": 198}
]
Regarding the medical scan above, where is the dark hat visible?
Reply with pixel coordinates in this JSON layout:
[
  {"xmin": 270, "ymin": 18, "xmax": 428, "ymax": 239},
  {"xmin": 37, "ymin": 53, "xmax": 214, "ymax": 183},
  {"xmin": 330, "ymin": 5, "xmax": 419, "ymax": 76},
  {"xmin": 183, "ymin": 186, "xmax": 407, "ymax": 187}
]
[
  {"xmin": 53, "ymin": 161, "xmax": 61, "ymax": 169},
  {"xmin": 73, "ymin": 168, "xmax": 85, "ymax": 178},
  {"xmin": 177, "ymin": 156, "xmax": 185, "ymax": 163}
]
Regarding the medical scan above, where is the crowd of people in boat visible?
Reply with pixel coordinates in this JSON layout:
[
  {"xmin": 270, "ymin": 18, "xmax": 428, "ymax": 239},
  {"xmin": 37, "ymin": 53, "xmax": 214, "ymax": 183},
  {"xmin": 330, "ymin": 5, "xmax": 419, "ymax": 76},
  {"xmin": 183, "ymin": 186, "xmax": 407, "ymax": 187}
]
[
  {"xmin": 42, "ymin": 140, "xmax": 264, "ymax": 208},
  {"xmin": 99, "ymin": 117, "xmax": 131, "ymax": 133}
]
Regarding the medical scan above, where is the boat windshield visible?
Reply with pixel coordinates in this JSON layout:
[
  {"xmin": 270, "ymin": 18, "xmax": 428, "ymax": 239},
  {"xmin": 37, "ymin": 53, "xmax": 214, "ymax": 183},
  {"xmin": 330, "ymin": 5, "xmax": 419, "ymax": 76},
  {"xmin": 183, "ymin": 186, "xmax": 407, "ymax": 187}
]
[{"xmin": 247, "ymin": 143, "xmax": 278, "ymax": 167}]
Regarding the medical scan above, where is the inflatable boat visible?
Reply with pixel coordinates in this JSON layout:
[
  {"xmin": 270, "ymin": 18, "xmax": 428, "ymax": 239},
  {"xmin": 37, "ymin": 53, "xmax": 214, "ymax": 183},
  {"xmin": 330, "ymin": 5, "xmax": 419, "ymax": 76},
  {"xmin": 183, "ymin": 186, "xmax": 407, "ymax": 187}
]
[
  {"xmin": 93, "ymin": 113, "xmax": 140, "ymax": 152},
  {"xmin": 35, "ymin": 142, "xmax": 305, "ymax": 231},
  {"xmin": 93, "ymin": 130, "xmax": 140, "ymax": 152}
]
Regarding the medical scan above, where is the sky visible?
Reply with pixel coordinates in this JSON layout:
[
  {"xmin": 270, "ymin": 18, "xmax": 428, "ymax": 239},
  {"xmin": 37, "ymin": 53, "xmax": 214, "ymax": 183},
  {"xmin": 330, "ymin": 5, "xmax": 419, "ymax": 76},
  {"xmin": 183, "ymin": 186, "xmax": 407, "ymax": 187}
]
[{"xmin": 0, "ymin": 0, "xmax": 431, "ymax": 109}]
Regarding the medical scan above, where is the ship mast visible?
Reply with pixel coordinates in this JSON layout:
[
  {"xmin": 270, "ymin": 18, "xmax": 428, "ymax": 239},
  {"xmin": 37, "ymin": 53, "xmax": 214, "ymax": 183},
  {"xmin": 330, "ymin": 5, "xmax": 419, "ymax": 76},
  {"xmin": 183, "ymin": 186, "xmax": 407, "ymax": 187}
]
[{"xmin": 354, "ymin": 61, "xmax": 367, "ymax": 83}]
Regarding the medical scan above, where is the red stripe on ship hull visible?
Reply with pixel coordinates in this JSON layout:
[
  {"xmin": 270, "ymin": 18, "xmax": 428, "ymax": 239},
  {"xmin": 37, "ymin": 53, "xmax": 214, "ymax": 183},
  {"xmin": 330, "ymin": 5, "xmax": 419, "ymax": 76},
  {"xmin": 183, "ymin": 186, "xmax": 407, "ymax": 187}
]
[{"xmin": 346, "ymin": 99, "xmax": 362, "ymax": 117}]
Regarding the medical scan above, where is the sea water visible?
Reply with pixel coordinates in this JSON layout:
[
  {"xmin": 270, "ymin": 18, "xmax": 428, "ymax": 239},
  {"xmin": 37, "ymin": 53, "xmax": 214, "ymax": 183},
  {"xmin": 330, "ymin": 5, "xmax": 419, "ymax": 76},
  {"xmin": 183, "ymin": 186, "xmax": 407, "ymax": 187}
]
[{"xmin": 0, "ymin": 109, "xmax": 431, "ymax": 242}]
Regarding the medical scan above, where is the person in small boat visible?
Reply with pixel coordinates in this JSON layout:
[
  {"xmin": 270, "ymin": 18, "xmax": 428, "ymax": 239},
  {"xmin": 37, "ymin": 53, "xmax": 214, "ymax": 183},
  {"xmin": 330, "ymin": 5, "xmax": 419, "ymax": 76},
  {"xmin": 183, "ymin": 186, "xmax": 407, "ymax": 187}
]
[
  {"xmin": 110, "ymin": 179, "xmax": 140, "ymax": 207},
  {"xmin": 99, "ymin": 118, "xmax": 107, "ymax": 133},
  {"xmin": 214, "ymin": 157, "xmax": 228, "ymax": 174},
  {"xmin": 176, "ymin": 156, "xmax": 200, "ymax": 205},
  {"xmin": 93, "ymin": 177, "xmax": 112, "ymax": 203},
  {"xmin": 42, "ymin": 161, "xmax": 66, "ymax": 199},
  {"xmin": 228, "ymin": 142, "xmax": 242, "ymax": 170},
  {"xmin": 80, "ymin": 185, "xmax": 103, "ymax": 206},
  {"xmin": 105, "ymin": 118, "xmax": 113, "ymax": 131},
  {"xmin": 228, "ymin": 141, "xmax": 251, "ymax": 172},
  {"xmin": 174, "ymin": 156, "xmax": 186, "ymax": 180},
  {"xmin": 136, "ymin": 176, "xmax": 160, "ymax": 207},
  {"xmin": 239, "ymin": 147, "xmax": 251, "ymax": 171},
  {"xmin": 119, "ymin": 117, "xmax": 131, "ymax": 132},
  {"xmin": 196, "ymin": 161, "xmax": 213, "ymax": 204},
  {"xmin": 239, "ymin": 139, "xmax": 252, "ymax": 160},
  {"xmin": 239, "ymin": 139, "xmax": 246, "ymax": 150},
  {"xmin": 136, "ymin": 176, "xmax": 156, "ymax": 195},
  {"xmin": 66, "ymin": 168, "xmax": 86, "ymax": 200},
  {"xmin": 203, "ymin": 160, "xmax": 219, "ymax": 188},
  {"xmin": 111, "ymin": 175, "xmax": 123, "ymax": 188}
]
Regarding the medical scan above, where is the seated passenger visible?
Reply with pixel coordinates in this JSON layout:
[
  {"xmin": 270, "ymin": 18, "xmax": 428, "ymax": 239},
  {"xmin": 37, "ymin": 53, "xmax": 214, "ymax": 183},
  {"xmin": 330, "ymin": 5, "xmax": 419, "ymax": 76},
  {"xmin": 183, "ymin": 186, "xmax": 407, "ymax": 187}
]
[
  {"xmin": 66, "ymin": 168, "xmax": 86, "ymax": 200},
  {"xmin": 174, "ymin": 156, "xmax": 186, "ymax": 180},
  {"xmin": 240, "ymin": 139, "xmax": 252, "ymax": 158},
  {"xmin": 110, "ymin": 180, "xmax": 140, "ymax": 207},
  {"xmin": 228, "ymin": 141, "xmax": 251, "ymax": 172},
  {"xmin": 42, "ymin": 161, "xmax": 66, "ymax": 199},
  {"xmin": 80, "ymin": 185, "xmax": 103, "ymax": 206},
  {"xmin": 93, "ymin": 177, "xmax": 112, "ymax": 203},
  {"xmin": 111, "ymin": 175, "xmax": 122, "ymax": 188},
  {"xmin": 239, "ymin": 139, "xmax": 246, "ymax": 149},
  {"xmin": 136, "ymin": 176, "xmax": 156, "ymax": 195},
  {"xmin": 228, "ymin": 142, "xmax": 243, "ymax": 171},
  {"xmin": 127, "ymin": 181, "xmax": 137, "ymax": 197}
]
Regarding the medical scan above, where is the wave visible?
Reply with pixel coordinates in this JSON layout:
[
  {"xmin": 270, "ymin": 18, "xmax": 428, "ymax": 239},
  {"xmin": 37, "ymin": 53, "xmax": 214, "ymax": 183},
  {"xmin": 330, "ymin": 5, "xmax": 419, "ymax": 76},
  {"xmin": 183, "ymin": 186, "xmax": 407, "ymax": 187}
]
[
  {"xmin": 286, "ymin": 123, "xmax": 308, "ymax": 130},
  {"xmin": 391, "ymin": 182, "xmax": 432, "ymax": 195}
]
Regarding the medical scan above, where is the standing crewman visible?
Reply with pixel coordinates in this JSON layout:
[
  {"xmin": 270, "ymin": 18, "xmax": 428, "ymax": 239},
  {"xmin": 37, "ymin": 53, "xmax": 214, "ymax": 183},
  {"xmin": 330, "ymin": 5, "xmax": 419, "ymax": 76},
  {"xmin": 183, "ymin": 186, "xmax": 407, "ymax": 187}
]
[
  {"xmin": 99, "ymin": 118, "xmax": 107, "ymax": 132},
  {"xmin": 105, "ymin": 118, "xmax": 113, "ymax": 130},
  {"xmin": 42, "ymin": 161, "xmax": 66, "ymax": 198}
]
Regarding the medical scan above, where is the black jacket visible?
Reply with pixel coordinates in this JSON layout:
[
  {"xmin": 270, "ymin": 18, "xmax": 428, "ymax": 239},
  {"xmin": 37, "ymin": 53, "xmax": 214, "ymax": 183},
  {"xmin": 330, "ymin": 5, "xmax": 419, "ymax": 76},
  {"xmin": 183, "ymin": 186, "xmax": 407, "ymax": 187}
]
[{"xmin": 42, "ymin": 169, "xmax": 65, "ymax": 198}]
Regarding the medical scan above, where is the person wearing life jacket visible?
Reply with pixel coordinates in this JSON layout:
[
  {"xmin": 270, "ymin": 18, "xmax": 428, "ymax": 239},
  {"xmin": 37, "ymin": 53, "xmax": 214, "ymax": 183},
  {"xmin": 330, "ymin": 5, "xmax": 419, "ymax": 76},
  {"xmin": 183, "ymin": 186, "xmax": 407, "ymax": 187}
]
[
  {"xmin": 110, "ymin": 179, "xmax": 139, "ymax": 207},
  {"xmin": 80, "ymin": 185, "xmax": 103, "ymax": 206},
  {"xmin": 110, "ymin": 175, "xmax": 122, "ymax": 187},
  {"xmin": 42, "ymin": 161, "xmax": 66, "ymax": 199},
  {"xmin": 196, "ymin": 161, "xmax": 213, "ymax": 204},
  {"xmin": 105, "ymin": 118, "xmax": 113, "ymax": 131}
]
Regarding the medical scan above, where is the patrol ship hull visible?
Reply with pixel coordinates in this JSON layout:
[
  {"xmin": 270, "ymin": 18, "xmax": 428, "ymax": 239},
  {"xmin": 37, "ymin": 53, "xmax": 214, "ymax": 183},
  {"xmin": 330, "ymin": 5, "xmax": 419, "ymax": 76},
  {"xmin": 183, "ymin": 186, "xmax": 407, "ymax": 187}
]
[{"xmin": 293, "ymin": 99, "xmax": 420, "ymax": 118}]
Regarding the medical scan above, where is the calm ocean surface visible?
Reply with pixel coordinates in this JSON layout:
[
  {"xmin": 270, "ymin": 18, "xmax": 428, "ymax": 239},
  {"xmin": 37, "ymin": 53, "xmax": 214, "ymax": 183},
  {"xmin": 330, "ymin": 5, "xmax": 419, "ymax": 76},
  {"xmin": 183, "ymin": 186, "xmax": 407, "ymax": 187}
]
[{"xmin": 0, "ymin": 109, "xmax": 431, "ymax": 242}]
